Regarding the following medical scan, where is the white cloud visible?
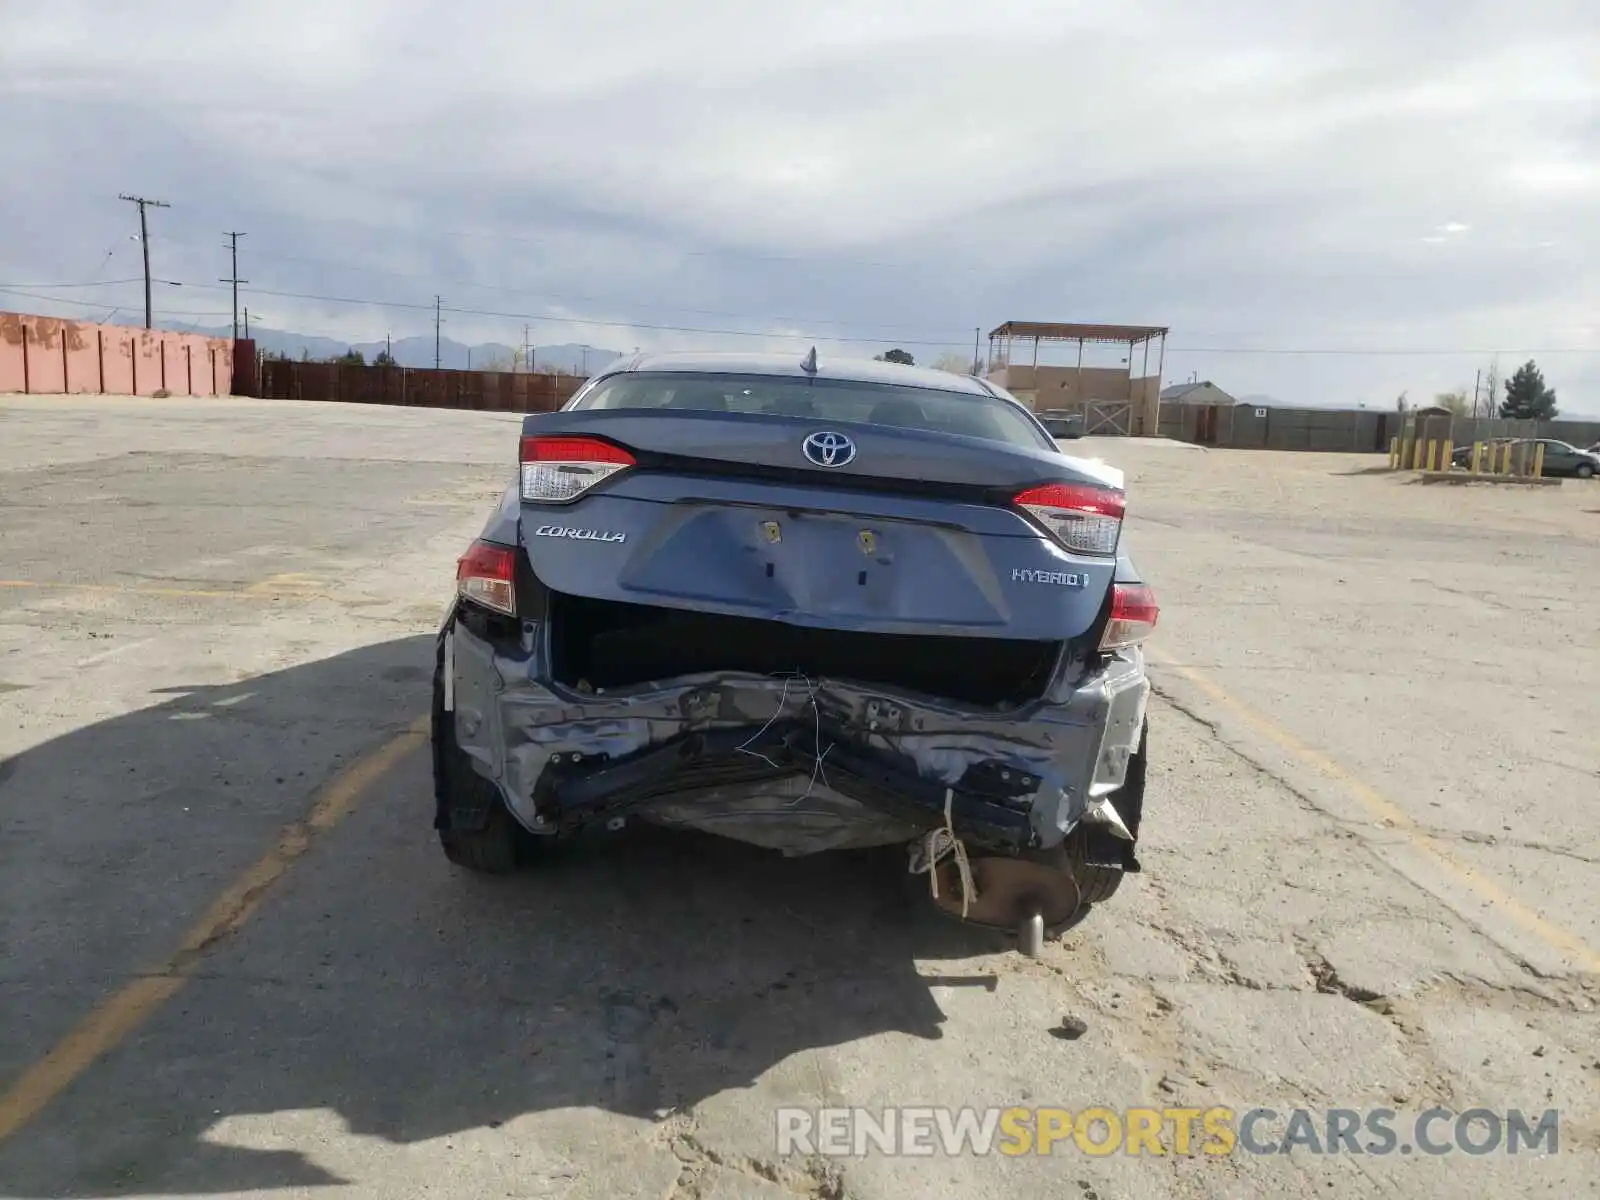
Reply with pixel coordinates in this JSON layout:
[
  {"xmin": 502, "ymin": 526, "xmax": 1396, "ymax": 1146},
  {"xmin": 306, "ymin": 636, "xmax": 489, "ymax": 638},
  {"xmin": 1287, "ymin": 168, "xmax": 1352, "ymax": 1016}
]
[{"xmin": 2, "ymin": 0, "xmax": 1597, "ymax": 410}]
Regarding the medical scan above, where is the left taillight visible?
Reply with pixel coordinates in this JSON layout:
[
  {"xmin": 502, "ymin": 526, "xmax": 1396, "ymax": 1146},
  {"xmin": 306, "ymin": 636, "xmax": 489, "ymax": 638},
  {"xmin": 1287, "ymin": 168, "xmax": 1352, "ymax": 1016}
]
[
  {"xmin": 1099, "ymin": 582, "xmax": 1158, "ymax": 651},
  {"xmin": 457, "ymin": 540, "xmax": 516, "ymax": 616},
  {"xmin": 520, "ymin": 435, "xmax": 634, "ymax": 503}
]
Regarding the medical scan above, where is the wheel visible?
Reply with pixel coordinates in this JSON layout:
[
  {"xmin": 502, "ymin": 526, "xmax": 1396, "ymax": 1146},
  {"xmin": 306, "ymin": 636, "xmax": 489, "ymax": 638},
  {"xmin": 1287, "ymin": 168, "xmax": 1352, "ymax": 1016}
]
[
  {"xmin": 438, "ymin": 793, "xmax": 528, "ymax": 873},
  {"xmin": 1065, "ymin": 720, "xmax": 1149, "ymax": 907},
  {"xmin": 1577, "ymin": 463, "xmax": 1595, "ymax": 479},
  {"xmin": 431, "ymin": 634, "xmax": 535, "ymax": 874},
  {"xmin": 1069, "ymin": 847, "xmax": 1125, "ymax": 905}
]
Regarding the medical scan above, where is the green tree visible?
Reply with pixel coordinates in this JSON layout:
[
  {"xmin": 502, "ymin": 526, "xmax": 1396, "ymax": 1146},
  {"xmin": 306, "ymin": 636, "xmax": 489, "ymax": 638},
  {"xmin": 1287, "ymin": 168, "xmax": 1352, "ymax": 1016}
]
[
  {"xmin": 1499, "ymin": 360, "xmax": 1557, "ymax": 419},
  {"xmin": 876, "ymin": 348, "xmax": 915, "ymax": 366},
  {"xmin": 1435, "ymin": 389, "xmax": 1470, "ymax": 417},
  {"xmin": 373, "ymin": 350, "xmax": 396, "ymax": 367},
  {"xmin": 333, "ymin": 348, "xmax": 365, "ymax": 365}
]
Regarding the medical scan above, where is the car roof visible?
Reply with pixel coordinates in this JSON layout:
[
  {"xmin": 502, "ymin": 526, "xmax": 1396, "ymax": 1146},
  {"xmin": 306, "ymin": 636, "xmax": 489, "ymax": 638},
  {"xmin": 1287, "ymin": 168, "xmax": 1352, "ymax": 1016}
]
[{"xmin": 600, "ymin": 350, "xmax": 995, "ymax": 397}]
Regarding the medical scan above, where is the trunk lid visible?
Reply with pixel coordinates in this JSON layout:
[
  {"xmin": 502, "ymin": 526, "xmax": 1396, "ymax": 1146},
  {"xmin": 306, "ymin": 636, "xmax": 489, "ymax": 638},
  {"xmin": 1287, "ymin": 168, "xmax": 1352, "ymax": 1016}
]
[{"xmin": 518, "ymin": 408, "xmax": 1121, "ymax": 642}]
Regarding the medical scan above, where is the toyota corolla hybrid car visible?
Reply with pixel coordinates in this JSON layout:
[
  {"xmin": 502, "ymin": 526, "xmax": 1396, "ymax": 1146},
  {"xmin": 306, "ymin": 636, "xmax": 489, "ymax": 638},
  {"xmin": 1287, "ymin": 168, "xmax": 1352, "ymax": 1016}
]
[{"xmin": 432, "ymin": 351, "xmax": 1156, "ymax": 951}]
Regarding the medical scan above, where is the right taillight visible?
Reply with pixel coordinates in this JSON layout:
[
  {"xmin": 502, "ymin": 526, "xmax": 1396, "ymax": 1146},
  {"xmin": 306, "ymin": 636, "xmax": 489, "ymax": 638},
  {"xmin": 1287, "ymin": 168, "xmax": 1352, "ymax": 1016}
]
[
  {"xmin": 520, "ymin": 435, "xmax": 634, "ymax": 503},
  {"xmin": 1013, "ymin": 483, "xmax": 1124, "ymax": 555},
  {"xmin": 1100, "ymin": 582, "xmax": 1159, "ymax": 651}
]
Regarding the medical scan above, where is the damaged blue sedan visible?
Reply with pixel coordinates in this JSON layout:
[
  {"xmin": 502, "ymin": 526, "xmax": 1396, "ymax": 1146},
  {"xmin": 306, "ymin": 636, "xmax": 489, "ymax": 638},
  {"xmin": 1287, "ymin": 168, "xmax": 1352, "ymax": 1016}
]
[{"xmin": 432, "ymin": 351, "xmax": 1156, "ymax": 953}]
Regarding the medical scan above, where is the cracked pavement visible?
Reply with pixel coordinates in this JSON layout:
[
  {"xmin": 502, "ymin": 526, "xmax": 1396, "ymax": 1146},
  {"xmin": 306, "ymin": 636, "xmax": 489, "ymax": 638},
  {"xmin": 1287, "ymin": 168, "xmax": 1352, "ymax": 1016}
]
[{"xmin": 1, "ymin": 396, "xmax": 1596, "ymax": 1198}]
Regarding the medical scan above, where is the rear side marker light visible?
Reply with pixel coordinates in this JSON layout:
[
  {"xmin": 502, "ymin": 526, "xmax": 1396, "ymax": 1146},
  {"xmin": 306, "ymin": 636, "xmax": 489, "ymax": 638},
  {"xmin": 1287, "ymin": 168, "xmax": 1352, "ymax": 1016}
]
[
  {"xmin": 1100, "ymin": 582, "xmax": 1159, "ymax": 651},
  {"xmin": 457, "ymin": 540, "xmax": 517, "ymax": 616},
  {"xmin": 520, "ymin": 435, "xmax": 634, "ymax": 503},
  {"xmin": 1013, "ymin": 483, "xmax": 1124, "ymax": 556}
]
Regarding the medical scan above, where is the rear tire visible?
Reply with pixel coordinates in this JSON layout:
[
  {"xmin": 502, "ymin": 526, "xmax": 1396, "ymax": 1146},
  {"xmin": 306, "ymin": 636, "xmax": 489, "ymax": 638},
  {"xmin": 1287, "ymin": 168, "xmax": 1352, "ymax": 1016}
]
[
  {"xmin": 1064, "ymin": 719, "xmax": 1148, "ymax": 910},
  {"xmin": 439, "ymin": 799, "xmax": 526, "ymax": 874},
  {"xmin": 1069, "ymin": 850, "xmax": 1125, "ymax": 905},
  {"xmin": 432, "ymin": 628, "xmax": 536, "ymax": 875},
  {"xmin": 1577, "ymin": 463, "xmax": 1595, "ymax": 479}
]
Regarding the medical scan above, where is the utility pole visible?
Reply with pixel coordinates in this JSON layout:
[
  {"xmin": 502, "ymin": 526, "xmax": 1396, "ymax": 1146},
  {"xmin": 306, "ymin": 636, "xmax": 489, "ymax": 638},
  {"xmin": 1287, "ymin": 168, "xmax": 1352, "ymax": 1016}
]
[
  {"xmin": 1472, "ymin": 368, "xmax": 1482, "ymax": 419},
  {"xmin": 385, "ymin": 330, "xmax": 392, "ymax": 361},
  {"xmin": 523, "ymin": 323, "xmax": 530, "ymax": 373},
  {"xmin": 244, "ymin": 307, "xmax": 250, "ymax": 338},
  {"xmin": 118, "ymin": 193, "xmax": 170, "ymax": 329},
  {"xmin": 972, "ymin": 327, "xmax": 981, "ymax": 375},
  {"xmin": 434, "ymin": 295, "xmax": 442, "ymax": 369},
  {"xmin": 221, "ymin": 231, "xmax": 247, "ymax": 339}
]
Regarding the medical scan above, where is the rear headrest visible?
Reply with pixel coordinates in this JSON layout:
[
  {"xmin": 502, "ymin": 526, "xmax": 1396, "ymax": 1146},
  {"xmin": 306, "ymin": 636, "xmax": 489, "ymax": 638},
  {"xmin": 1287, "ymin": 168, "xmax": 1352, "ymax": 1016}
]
[
  {"xmin": 666, "ymin": 385, "xmax": 728, "ymax": 411},
  {"xmin": 867, "ymin": 398, "xmax": 925, "ymax": 427}
]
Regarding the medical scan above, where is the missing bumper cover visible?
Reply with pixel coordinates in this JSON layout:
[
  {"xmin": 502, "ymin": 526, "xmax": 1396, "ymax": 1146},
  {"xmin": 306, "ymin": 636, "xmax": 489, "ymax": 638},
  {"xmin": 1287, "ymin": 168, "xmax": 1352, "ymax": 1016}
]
[{"xmin": 446, "ymin": 617, "xmax": 1149, "ymax": 858}]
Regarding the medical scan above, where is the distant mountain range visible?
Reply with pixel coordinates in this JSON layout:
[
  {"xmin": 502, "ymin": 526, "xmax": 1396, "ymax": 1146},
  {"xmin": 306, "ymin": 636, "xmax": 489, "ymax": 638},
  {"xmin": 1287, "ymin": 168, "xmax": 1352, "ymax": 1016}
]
[{"xmin": 190, "ymin": 324, "xmax": 623, "ymax": 375}]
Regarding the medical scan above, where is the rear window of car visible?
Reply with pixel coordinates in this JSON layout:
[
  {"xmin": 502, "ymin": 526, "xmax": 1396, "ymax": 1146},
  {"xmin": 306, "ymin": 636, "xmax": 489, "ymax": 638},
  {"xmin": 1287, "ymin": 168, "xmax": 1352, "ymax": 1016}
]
[{"xmin": 568, "ymin": 371, "xmax": 1053, "ymax": 451}]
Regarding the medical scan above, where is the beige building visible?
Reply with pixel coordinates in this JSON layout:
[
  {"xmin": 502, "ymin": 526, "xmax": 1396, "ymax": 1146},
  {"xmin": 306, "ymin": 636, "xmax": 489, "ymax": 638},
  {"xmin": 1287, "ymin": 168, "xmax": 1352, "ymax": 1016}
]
[{"xmin": 984, "ymin": 321, "xmax": 1168, "ymax": 436}]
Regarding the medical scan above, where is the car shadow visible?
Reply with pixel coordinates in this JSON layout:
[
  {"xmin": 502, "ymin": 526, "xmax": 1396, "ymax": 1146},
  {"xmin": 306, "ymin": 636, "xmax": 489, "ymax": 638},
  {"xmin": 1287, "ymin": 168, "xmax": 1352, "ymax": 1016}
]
[{"xmin": 0, "ymin": 635, "xmax": 1011, "ymax": 1197}]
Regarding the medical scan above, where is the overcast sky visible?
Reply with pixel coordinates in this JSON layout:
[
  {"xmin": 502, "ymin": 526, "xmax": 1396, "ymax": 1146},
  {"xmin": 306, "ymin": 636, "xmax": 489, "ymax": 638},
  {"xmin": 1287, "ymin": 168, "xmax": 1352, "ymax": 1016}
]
[{"xmin": 3, "ymin": 0, "xmax": 1597, "ymax": 411}]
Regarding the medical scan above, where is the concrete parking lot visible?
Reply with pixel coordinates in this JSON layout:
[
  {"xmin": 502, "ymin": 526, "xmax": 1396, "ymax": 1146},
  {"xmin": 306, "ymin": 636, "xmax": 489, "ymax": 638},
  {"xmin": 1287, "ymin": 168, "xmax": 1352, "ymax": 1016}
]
[{"xmin": 1, "ymin": 395, "xmax": 1596, "ymax": 1199}]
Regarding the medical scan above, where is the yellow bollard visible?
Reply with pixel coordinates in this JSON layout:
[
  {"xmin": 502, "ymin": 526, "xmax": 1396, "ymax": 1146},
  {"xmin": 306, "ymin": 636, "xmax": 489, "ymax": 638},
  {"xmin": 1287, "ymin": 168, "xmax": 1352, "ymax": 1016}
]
[
  {"xmin": 1440, "ymin": 439, "xmax": 1452, "ymax": 472},
  {"xmin": 1533, "ymin": 442, "xmax": 1545, "ymax": 478},
  {"xmin": 1471, "ymin": 442, "xmax": 1484, "ymax": 474},
  {"xmin": 1410, "ymin": 438, "xmax": 1424, "ymax": 470},
  {"xmin": 1389, "ymin": 437, "xmax": 1398, "ymax": 469},
  {"xmin": 1426, "ymin": 439, "xmax": 1438, "ymax": 471}
]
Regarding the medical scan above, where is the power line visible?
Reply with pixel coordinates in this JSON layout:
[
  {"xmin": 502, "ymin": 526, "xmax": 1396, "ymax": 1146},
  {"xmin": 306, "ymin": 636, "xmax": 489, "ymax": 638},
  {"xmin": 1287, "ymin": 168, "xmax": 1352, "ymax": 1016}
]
[
  {"xmin": 188, "ymin": 242, "xmax": 982, "ymax": 335},
  {"xmin": 0, "ymin": 286, "xmax": 228, "ymax": 320},
  {"xmin": 6, "ymin": 275, "xmax": 1596, "ymax": 359},
  {"xmin": 185, "ymin": 283, "xmax": 973, "ymax": 347},
  {"xmin": 198, "ymin": 284, "xmax": 1600, "ymax": 355},
  {"xmin": 167, "ymin": 200, "xmax": 1011, "ymax": 276},
  {"xmin": 117, "ymin": 193, "xmax": 171, "ymax": 328},
  {"xmin": 0, "ymin": 278, "xmax": 146, "ymax": 289}
]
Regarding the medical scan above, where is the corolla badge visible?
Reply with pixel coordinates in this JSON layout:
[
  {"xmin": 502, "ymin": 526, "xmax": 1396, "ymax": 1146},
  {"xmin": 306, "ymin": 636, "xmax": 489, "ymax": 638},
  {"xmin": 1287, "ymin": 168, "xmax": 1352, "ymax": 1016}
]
[
  {"xmin": 802, "ymin": 431, "xmax": 857, "ymax": 468},
  {"xmin": 533, "ymin": 524, "xmax": 626, "ymax": 544}
]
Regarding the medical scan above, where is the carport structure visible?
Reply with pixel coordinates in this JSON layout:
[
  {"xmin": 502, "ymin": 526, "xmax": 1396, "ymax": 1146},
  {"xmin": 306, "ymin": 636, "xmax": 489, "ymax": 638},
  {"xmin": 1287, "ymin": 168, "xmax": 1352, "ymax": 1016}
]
[{"xmin": 985, "ymin": 321, "xmax": 1169, "ymax": 436}]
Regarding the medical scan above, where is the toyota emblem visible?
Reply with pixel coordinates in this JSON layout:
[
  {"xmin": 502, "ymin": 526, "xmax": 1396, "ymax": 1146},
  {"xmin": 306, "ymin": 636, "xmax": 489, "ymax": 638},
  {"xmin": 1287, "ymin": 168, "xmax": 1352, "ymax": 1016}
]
[{"xmin": 802, "ymin": 431, "xmax": 857, "ymax": 468}]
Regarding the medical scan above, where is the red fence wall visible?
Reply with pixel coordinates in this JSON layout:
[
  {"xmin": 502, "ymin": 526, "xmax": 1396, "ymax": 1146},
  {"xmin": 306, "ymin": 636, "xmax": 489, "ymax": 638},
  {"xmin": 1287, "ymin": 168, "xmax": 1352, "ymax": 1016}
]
[
  {"xmin": 257, "ymin": 359, "xmax": 585, "ymax": 413},
  {"xmin": 0, "ymin": 312, "xmax": 234, "ymax": 397}
]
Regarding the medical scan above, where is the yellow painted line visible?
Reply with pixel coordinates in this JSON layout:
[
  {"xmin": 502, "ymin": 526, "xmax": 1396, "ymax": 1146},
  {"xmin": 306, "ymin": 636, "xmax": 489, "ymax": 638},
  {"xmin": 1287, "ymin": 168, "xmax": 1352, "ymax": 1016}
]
[
  {"xmin": 243, "ymin": 572, "xmax": 325, "ymax": 596},
  {"xmin": 1149, "ymin": 650, "xmax": 1600, "ymax": 974},
  {"xmin": 0, "ymin": 715, "xmax": 429, "ymax": 1143},
  {"xmin": 0, "ymin": 578, "xmax": 327, "ymax": 602},
  {"xmin": 0, "ymin": 579, "xmax": 247, "ymax": 600}
]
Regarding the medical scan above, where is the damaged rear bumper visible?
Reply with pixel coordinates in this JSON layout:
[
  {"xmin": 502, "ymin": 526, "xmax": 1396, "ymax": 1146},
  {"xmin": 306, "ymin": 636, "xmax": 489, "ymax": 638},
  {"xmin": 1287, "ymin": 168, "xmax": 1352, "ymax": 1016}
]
[{"xmin": 443, "ymin": 613, "xmax": 1149, "ymax": 857}]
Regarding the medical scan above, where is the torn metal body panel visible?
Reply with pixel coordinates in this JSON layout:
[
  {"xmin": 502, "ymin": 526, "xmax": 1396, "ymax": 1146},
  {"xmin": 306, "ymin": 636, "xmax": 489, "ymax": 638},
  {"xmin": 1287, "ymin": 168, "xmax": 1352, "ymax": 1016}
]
[{"xmin": 444, "ymin": 612, "xmax": 1148, "ymax": 858}]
